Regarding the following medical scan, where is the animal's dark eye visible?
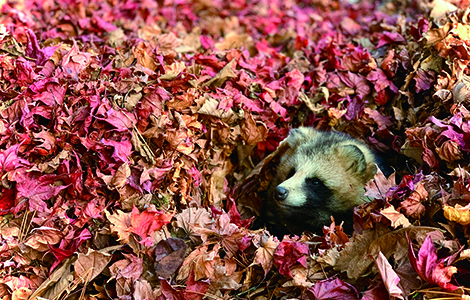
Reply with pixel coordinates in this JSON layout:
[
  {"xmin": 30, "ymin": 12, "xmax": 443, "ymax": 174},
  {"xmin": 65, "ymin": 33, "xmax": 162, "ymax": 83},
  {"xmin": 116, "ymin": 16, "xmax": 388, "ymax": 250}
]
[
  {"xmin": 286, "ymin": 168, "xmax": 295, "ymax": 179},
  {"xmin": 307, "ymin": 177, "xmax": 321, "ymax": 185}
]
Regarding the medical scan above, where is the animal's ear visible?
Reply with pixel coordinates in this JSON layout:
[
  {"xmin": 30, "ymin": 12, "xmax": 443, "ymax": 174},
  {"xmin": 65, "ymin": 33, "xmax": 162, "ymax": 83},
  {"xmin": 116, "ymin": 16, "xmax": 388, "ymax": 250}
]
[
  {"xmin": 284, "ymin": 127, "xmax": 316, "ymax": 148},
  {"xmin": 336, "ymin": 144, "xmax": 367, "ymax": 173}
]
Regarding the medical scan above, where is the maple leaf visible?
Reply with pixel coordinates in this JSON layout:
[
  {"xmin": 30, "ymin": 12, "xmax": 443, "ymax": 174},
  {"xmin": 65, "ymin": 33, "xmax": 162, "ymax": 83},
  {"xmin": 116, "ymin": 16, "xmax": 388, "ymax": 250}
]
[
  {"xmin": 49, "ymin": 228, "xmax": 91, "ymax": 271},
  {"xmin": 253, "ymin": 235, "xmax": 279, "ymax": 276},
  {"xmin": 380, "ymin": 205, "xmax": 411, "ymax": 229},
  {"xmin": 399, "ymin": 181, "xmax": 427, "ymax": 218},
  {"xmin": 226, "ymin": 196, "xmax": 253, "ymax": 228},
  {"xmin": 106, "ymin": 209, "xmax": 132, "ymax": 243},
  {"xmin": 25, "ymin": 29, "xmax": 59, "ymax": 66},
  {"xmin": 361, "ymin": 282, "xmax": 391, "ymax": 300},
  {"xmin": 377, "ymin": 32, "xmax": 406, "ymax": 48},
  {"xmin": 240, "ymin": 114, "xmax": 268, "ymax": 145},
  {"xmin": 308, "ymin": 277, "xmax": 359, "ymax": 300},
  {"xmin": 414, "ymin": 69, "xmax": 435, "ymax": 93},
  {"xmin": 175, "ymin": 207, "xmax": 213, "ymax": 235},
  {"xmin": 0, "ymin": 145, "xmax": 30, "ymax": 173},
  {"xmin": 129, "ymin": 205, "xmax": 173, "ymax": 246},
  {"xmin": 338, "ymin": 71, "xmax": 371, "ymax": 97},
  {"xmin": 0, "ymin": 188, "xmax": 15, "ymax": 215},
  {"xmin": 273, "ymin": 237, "xmax": 308, "ymax": 277},
  {"xmin": 177, "ymin": 244, "xmax": 217, "ymax": 281},
  {"xmin": 407, "ymin": 235, "xmax": 459, "ymax": 291},
  {"xmin": 109, "ymin": 253, "xmax": 144, "ymax": 282},
  {"xmin": 365, "ymin": 168, "xmax": 397, "ymax": 200}
]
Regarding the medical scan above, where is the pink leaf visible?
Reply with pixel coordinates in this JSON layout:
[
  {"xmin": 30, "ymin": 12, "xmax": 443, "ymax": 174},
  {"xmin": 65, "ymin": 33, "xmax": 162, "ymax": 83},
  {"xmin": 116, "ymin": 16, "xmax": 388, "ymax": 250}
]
[
  {"xmin": 407, "ymin": 235, "xmax": 459, "ymax": 291},
  {"xmin": 308, "ymin": 277, "xmax": 360, "ymax": 300}
]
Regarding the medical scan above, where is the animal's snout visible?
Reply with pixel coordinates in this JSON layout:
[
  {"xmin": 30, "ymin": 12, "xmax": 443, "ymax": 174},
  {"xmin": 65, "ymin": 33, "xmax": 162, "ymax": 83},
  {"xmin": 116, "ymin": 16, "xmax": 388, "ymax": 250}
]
[{"xmin": 274, "ymin": 186, "xmax": 289, "ymax": 201}]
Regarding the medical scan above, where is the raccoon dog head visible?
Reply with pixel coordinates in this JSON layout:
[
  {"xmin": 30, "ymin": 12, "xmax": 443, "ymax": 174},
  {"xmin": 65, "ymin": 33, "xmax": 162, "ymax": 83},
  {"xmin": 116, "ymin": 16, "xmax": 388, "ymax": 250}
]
[{"xmin": 263, "ymin": 127, "xmax": 377, "ymax": 237}]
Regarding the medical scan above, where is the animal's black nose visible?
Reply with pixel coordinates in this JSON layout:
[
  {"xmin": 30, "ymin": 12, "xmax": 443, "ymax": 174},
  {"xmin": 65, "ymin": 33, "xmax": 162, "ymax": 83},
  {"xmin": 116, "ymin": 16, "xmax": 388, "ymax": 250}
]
[{"xmin": 274, "ymin": 186, "xmax": 288, "ymax": 201}]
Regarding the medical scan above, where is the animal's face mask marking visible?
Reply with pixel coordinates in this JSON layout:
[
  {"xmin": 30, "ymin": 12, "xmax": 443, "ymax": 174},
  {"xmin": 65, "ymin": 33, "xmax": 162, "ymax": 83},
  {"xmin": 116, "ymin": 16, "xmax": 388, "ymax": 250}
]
[{"xmin": 262, "ymin": 127, "xmax": 379, "ymax": 236}]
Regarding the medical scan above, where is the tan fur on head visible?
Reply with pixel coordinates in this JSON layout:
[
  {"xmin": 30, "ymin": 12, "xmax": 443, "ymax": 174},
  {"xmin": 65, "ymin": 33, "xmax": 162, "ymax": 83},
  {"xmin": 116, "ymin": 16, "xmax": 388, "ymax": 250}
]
[{"xmin": 263, "ymin": 127, "xmax": 378, "ymax": 236}]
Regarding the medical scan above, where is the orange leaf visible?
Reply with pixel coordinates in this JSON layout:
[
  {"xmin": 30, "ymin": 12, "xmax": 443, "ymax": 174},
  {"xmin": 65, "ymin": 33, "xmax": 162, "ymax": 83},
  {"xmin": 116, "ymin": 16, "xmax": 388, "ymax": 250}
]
[
  {"xmin": 443, "ymin": 204, "xmax": 470, "ymax": 225},
  {"xmin": 130, "ymin": 206, "xmax": 173, "ymax": 243}
]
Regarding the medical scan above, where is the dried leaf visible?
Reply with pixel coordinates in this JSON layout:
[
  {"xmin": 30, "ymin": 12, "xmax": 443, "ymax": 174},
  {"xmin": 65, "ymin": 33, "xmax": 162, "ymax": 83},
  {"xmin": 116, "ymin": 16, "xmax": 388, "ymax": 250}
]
[
  {"xmin": 443, "ymin": 204, "xmax": 470, "ymax": 225},
  {"xmin": 253, "ymin": 235, "xmax": 279, "ymax": 275},
  {"xmin": 380, "ymin": 206, "xmax": 411, "ymax": 229},
  {"xmin": 74, "ymin": 248, "xmax": 112, "ymax": 283},
  {"xmin": 335, "ymin": 226, "xmax": 439, "ymax": 279},
  {"xmin": 375, "ymin": 251, "xmax": 404, "ymax": 299}
]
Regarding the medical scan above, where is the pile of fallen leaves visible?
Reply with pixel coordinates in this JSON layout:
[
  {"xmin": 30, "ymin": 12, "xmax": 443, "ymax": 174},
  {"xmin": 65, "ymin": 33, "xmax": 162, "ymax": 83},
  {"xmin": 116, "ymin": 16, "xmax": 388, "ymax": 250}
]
[{"xmin": 1, "ymin": 0, "xmax": 470, "ymax": 298}]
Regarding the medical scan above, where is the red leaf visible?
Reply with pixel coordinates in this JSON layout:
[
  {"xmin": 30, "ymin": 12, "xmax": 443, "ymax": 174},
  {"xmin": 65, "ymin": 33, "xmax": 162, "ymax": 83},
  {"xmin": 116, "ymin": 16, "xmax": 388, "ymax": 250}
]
[
  {"xmin": 160, "ymin": 279, "xmax": 184, "ymax": 300},
  {"xmin": 130, "ymin": 206, "xmax": 173, "ymax": 245},
  {"xmin": 0, "ymin": 188, "xmax": 15, "ymax": 215},
  {"xmin": 273, "ymin": 237, "xmax": 308, "ymax": 277},
  {"xmin": 184, "ymin": 271, "xmax": 210, "ymax": 300}
]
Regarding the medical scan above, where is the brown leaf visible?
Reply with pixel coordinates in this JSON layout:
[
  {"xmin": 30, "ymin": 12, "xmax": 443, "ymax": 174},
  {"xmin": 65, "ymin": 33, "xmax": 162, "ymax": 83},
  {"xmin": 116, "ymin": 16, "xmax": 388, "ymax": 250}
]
[
  {"xmin": 25, "ymin": 227, "xmax": 63, "ymax": 252},
  {"xmin": 365, "ymin": 168, "xmax": 397, "ymax": 200},
  {"xmin": 240, "ymin": 114, "xmax": 268, "ymax": 145},
  {"xmin": 203, "ymin": 59, "xmax": 237, "ymax": 87},
  {"xmin": 399, "ymin": 182, "xmax": 427, "ymax": 218},
  {"xmin": 429, "ymin": 0, "xmax": 458, "ymax": 20},
  {"xmin": 174, "ymin": 207, "xmax": 213, "ymax": 234},
  {"xmin": 253, "ymin": 235, "xmax": 279, "ymax": 275},
  {"xmin": 424, "ymin": 23, "xmax": 451, "ymax": 46},
  {"xmin": 155, "ymin": 32, "xmax": 181, "ymax": 56},
  {"xmin": 436, "ymin": 140, "xmax": 463, "ymax": 162},
  {"xmin": 133, "ymin": 279, "xmax": 157, "ymax": 300},
  {"xmin": 74, "ymin": 248, "xmax": 112, "ymax": 283},
  {"xmin": 132, "ymin": 41, "xmax": 157, "ymax": 70},
  {"xmin": 106, "ymin": 209, "xmax": 132, "ymax": 243},
  {"xmin": 335, "ymin": 225, "xmax": 440, "ymax": 279},
  {"xmin": 177, "ymin": 244, "xmax": 218, "ymax": 281},
  {"xmin": 29, "ymin": 257, "xmax": 75, "ymax": 300},
  {"xmin": 155, "ymin": 238, "xmax": 188, "ymax": 278},
  {"xmin": 109, "ymin": 253, "xmax": 144, "ymax": 281},
  {"xmin": 110, "ymin": 162, "xmax": 131, "ymax": 188},
  {"xmin": 215, "ymin": 32, "xmax": 252, "ymax": 51},
  {"xmin": 197, "ymin": 94, "xmax": 236, "ymax": 120}
]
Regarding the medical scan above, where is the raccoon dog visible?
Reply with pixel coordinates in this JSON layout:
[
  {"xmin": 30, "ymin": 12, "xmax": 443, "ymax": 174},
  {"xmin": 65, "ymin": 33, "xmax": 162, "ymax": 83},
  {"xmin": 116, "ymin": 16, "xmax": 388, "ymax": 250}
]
[{"xmin": 262, "ymin": 127, "xmax": 379, "ymax": 237}]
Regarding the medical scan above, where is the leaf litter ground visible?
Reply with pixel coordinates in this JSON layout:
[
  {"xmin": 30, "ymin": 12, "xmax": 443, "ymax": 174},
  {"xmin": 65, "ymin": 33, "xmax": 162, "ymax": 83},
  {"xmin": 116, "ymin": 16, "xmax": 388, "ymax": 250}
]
[{"xmin": 1, "ymin": 0, "xmax": 470, "ymax": 299}]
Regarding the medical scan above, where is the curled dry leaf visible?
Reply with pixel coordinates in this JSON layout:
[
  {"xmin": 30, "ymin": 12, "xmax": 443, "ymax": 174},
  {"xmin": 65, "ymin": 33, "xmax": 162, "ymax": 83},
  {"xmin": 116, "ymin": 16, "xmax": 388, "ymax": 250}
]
[
  {"xmin": 443, "ymin": 204, "xmax": 470, "ymax": 225},
  {"xmin": 365, "ymin": 168, "xmax": 397, "ymax": 200}
]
